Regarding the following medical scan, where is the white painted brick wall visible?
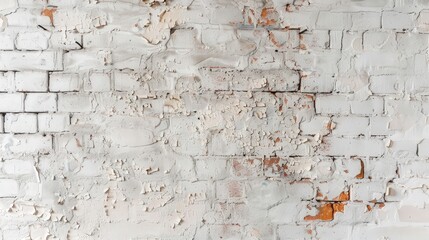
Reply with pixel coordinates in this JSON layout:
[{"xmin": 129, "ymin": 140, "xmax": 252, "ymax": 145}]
[{"xmin": 0, "ymin": 0, "xmax": 428, "ymax": 239}]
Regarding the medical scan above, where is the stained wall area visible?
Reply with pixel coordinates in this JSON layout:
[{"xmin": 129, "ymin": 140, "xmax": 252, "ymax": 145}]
[{"xmin": 0, "ymin": 0, "xmax": 429, "ymax": 239}]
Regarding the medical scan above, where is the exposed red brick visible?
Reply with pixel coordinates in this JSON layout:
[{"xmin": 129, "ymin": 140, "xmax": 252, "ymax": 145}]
[
  {"xmin": 316, "ymin": 191, "xmax": 349, "ymax": 202},
  {"xmin": 232, "ymin": 158, "xmax": 261, "ymax": 177},
  {"xmin": 263, "ymin": 156, "xmax": 279, "ymax": 167},
  {"xmin": 263, "ymin": 156, "xmax": 288, "ymax": 177},
  {"xmin": 41, "ymin": 7, "xmax": 57, "ymax": 25},
  {"xmin": 305, "ymin": 202, "xmax": 346, "ymax": 221},
  {"xmin": 355, "ymin": 159, "xmax": 365, "ymax": 179},
  {"xmin": 304, "ymin": 203, "xmax": 334, "ymax": 221},
  {"xmin": 333, "ymin": 203, "xmax": 346, "ymax": 213},
  {"xmin": 333, "ymin": 191, "xmax": 350, "ymax": 202}
]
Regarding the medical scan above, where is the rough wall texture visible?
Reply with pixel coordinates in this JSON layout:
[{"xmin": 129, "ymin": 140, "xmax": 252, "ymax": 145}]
[{"xmin": 0, "ymin": 0, "xmax": 429, "ymax": 239}]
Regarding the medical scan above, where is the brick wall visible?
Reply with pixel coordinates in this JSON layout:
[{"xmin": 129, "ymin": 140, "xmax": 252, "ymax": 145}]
[{"xmin": 0, "ymin": 0, "xmax": 429, "ymax": 239}]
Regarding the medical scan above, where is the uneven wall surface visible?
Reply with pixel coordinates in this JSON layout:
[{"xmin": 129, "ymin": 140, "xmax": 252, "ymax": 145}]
[{"xmin": 1, "ymin": 0, "xmax": 429, "ymax": 239}]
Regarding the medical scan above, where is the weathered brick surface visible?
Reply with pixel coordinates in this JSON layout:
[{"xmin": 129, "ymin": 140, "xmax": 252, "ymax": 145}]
[{"xmin": 0, "ymin": 0, "xmax": 428, "ymax": 239}]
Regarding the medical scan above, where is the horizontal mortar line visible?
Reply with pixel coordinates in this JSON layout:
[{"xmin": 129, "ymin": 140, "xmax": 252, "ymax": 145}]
[{"xmin": 212, "ymin": 89, "xmax": 302, "ymax": 93}]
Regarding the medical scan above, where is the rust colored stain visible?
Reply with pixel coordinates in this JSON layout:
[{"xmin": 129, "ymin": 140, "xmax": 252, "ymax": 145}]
[
  {"xmin": 304, "ymin": 94, "xmax": 314, "ymax": 101},
  {"xmin": 244, "ymin": 8, "xmax": 256, "ymax": 25},
  {"xmin": 263, "ymin": 156, "xmax": 279, "ymax": 167},
  {"xmin": 304, "ymin": 203, "xmax": 334, "ymax": 221},
  {"xmin": 263, "ymin": 157, "xmax": 288, "ymax": 177},
  {"xmin": 268, "ymin": 32, "xmax": 282, "ymax": 48},
  {"xmin": 326, "ymin": 120, "xmax": 335, "ymax": 131},
  {"xmin": 258, "ymin": 8, "xmax": 277, "ymax": 26},
  {"xmin": 41, "ymin": 7, "xmax": 57, "ymax": 25},
  {"xmin": 228, "ymin": 181, "xmax": 243, "ymax": 198},
  {"xmin": 355, "ymin": 159, "xmax": 364, "ymax": 179},
  {"xmin": 284, "ymin": 98, "xmax": 288, "ymax": 105},
  {"xmin": 232, "ymin": 159, "xmax": 259, "ymax": 177},
  {"xmin": 232, "ymin": 160, "xmax": 242, "ymax": 173},
  {"xmin": 75, "ymin": 138, "xmax": 82, "ymax": 147}
]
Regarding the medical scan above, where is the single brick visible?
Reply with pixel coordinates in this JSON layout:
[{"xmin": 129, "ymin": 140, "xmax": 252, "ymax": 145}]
[
  {"xmin": 49, "ymin": 73, "xmax": 80, "ymax": 92},
  {"xmin": 15, "ymin": 71, "xmax": 48, "ymax": 92},
  {"xmin": 316, "ymin": 95, "xmax": 350, "ymax": 115},
  {"xmin": 1, "ymin": 134, "xmax": 52, "ymax": 154},
  {"xmin": 58, "ymin": 94, "xmax": 93, "ymax": 112},
  {"xmin": 316, "ymin": 12, "xmax": 351, "ymax": 30},
  {"xmin": 0, "ymin": 93, "xmax": 24, "ymax": 112},
  {"xmin": 25, "ymin": 93, "xmax": 57, "ymax": 112},
  {"xmin": 15, "ymin": 30, "xmax": 50, "ymax": 50},
  {"xmin": 0, "ymin": 179, "xmax": 19, "ymax": 197},
  {"xmin": 38, "ymin": 113, "xmax": 70, "ymax": 132},
  {"xmin": 299, "ymin": 116, "xmax": 332, "ymax": 135},
  {"xmin": 0, "ymin": 72, "xmax": 15, "ymax": 92},
  {"xmin": 85, "ymin": 72, "xmax": 111, "ymax": 92},
  {"xmin": 382, "ymin": 11, "xmax": 415, "ymax": 30},
  {"xmin": 352, "ymin": 181, "xmax": 386, "ymax": 202},
  {"xmin": 113, "ymin": 71, "xmax": 140, "ymax": 91},
  {"xmin": 0, "ymin": 114, "xmax": 3, "ymax": 133},
  {"xmin": 351, "ymin": 12, "xmax": 381, "ymax": 30},
  {"xmin": 0, "ymin": 51, "xmax": 63, "ymax": 71},
  {"xmin": 0, "ymin": 29, "xmax": 15, "ymax": 50},
  {"xmin": 332, "ymin": 116, "xmax": 369, "ymax": 136},
  {"xmin": 369, "ymin": 75, "xmax": 404, "ymax": 94},
  {"xmin": 2, "ymin": 159, "xmax": 34, "ymax": 175},
  {"xmin": 319, "ymin": 137, "xmax": 385, "ymax": 157},
  {"xmin": 4, "ymin": 113, "xmax": 37, "ymax": 133},
  {"xmin": 350, "ymin": 97, "xmax": 384, "ymax": 115}
]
